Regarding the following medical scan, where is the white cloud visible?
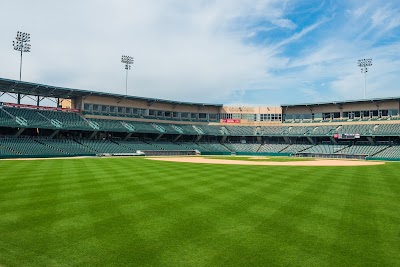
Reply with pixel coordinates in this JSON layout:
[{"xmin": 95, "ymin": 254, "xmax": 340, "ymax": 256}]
[{"xmin": 272, "ymin": 18, "xmax": 297, "ymax": 29}]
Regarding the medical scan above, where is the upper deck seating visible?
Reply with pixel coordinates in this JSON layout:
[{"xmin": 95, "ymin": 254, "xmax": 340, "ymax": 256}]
[
  {"xmin": 39, "ymin": 110, "xmax": 91, "ymax": 130},
  {"xmin": 259, "ymin": 126, "xmax": 288, "ymax": 136},
  {"xmin": 309, "ymin": 125, "xmax": 337, "ymax": 136},
  {"xmin": 338, "ymin": 124, "xmax": 374, "ymax": 135},
  {"xmin": 373, "ymin": 124, "xmax": 400, "ymax": 135},
  {"xmin": 286, "ymin": 126, "xmax": 313, "ymax": 136},
  {"xmin": 128, "ymin": 121, "xmax": 162, "ymax": 134},
  {"xmin": 3, "ymin": 107, "xmax": 53, "ymax": 128},
  {"xmin": 88, "ymin": 119, "xmax": 129, "ymax": 132},
  {"xmin": 0, "ymin": 108, "xmax": 20, "ymax": 127},
  {"xmin": 178, "ymin": 125, "xmax": 202, "ymax": 135},
  {"xmin": 225, "ymin": 126, "xmax": 256, "ymax": 136},
  {"xmin": 200, "ymin": 125, "xmax": 226, "ymax": 136}
]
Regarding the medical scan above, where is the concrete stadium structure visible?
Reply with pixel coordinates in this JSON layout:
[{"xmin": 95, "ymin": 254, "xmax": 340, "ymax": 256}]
[{"xmin": 1, "ymin": 77, "xmax": 400, "ymax": 160}]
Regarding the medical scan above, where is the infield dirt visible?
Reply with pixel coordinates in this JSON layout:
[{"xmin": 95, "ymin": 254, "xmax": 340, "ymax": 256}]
[{"xmin": 147, "ymin": 156, "xmax": 384, "ymax": 166}]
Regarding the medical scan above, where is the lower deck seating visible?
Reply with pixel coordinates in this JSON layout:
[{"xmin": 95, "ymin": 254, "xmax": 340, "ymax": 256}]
[
  {"xmin": 39, "ymin": 139, "xmax": 95, "ymax": 155},
  {"xmin": 336, "ymin": 145, "xmax": 387, "ymax": 156},
  {"xmin": 78, "ymin": 140, "xmax": 134, "ymax": 153},
  {"xmin": 258, "ymin": 144, "xmax": 288, "ymax": 153},
  {"xmin": 301, "ymin": 145, "xmax": 348, "ymax": 154},
  {"xmin": 198, "ymin": 143, "xmax": 231, "ymax": 152},
  {"xmin": 147, "ymin": 142, "xmax": 187, "ymax": 150},
  {"xmin": 175, "ymin": 142, "xmax": 208, "ymax": 152},
  {"xmin": 371, "ymin": 146, "xmax": 400, "ymax": 159},
  {"xmin": 280, "ymin": 144, "xmax": 314, "ymax": 153},
  {"xmin": 114, "ymin": 141, "xmax": 159, "ymax": 151},
  {"xmin": 0, "ymin": 136, "xmax": 399, "ymax": 159},
  {"xmin": 0, "ymin": 138, "xmax": 66, "ymax": 156},
  {"xmin": 0, "ymin": 145, "xmax": 17, "ymax": 156},
  {"xmin": 223, "ymin": 143, "xmax": 261, "ymax": 152}
]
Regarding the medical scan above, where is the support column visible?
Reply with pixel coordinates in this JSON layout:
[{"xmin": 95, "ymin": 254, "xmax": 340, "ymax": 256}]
[
  {"xmin": 367, "ymin": 136, "xmax": 375, "ymax": 145},
  {"xmin": 221, "ymin": 136, "xmax": 227, "ymax": 143},
  {"xmin": 14, "ymin": 128, "xmax": 25, "ymax": 137},
  {"xmin": 306, "ymin": 136, "xmax": 315, "ymax": 145},
  {"xmin": 50, "ymin": 130, "xmax": 60, "ymax": 139},
  {"xmin": 173, "ymin": 134, "xmax": 182, "ymax": 142},
  {"xmin": 89, "ymin": 132, "xmax": 97, "ymax": 140},
  {"xmin": 329, "ymin": 136, "xmax": 338, "ymax": 144},
  {"xmin": 195, "ymin": 135, "xmax": 202, "ymax": 142},
  {"xmin": 123, "ymin": 133, "xmax": 133, "ymax": 141},
  {"xmin": 154, "ymin": 134, "xmax": 163, "ymax": 141}
]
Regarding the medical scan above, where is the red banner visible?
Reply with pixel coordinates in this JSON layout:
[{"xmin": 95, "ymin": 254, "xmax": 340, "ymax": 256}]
[{"xmin": 221, "ymin": 119, "xmax": 241, "ymax": 123}]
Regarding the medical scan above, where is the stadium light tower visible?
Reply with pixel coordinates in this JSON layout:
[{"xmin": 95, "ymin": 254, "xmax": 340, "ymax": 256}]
[
  {"xmin": 13, "ymin": 31, "xmax": 31, "ymax": 104},
  {"xmin": 121, "ymin": 55, "xmax": 134, "ymax": 95},
  {"xmin": 13, "ymin": 31, "xmax": 31, "ymax": 81},
  {"xmin": 357, "ymin": 58, "xmax": 372, "ymax": 99}
]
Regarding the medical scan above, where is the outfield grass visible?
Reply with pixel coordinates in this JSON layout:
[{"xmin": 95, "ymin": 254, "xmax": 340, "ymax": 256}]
[{"xmin": 0, "ymin": 157, "xmax": 399, "ymax": 266}]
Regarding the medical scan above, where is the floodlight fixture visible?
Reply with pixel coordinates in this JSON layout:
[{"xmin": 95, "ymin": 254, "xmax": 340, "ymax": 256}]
[
  {"xmin": 121, "ymin": 55, "xmax": 134, "ymax": 95},
  {"xmin": 357, "ymin": 58, "xmax": 372, "ymax": 99},
  {"xmin": 13, "ymin": 31, "xmax": 31, "ymax": 103}
]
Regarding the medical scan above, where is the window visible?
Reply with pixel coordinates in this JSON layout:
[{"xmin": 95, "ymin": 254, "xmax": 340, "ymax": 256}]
[
  {"xmin": 93, "ymin": 104, "xmax": 99, "ymax": 112},
  {"xmin": 149, "ymin": 109, "xmax": 156, "ymax": 116},
  {"xmin": 199, "ymin": 113, "xmax": 207, "ymax": 119},
  {"xmin": 84, "ymin": 103, "xmax": 91, "ymax": 111}
]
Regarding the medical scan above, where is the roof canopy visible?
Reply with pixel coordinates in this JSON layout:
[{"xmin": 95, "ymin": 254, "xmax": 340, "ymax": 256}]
[
  {"xmin": 0, "ymin": 77, "xmax": 223, "ymax": 107},
  {"xmin": 281, "ymin": 97, "xmax": 400, "ymax": 108}
]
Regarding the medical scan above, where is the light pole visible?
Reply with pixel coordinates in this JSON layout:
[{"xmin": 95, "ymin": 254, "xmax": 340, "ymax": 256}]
[
  {"xmin": 121, "ymin": 55, "xmax": 134, "ymax": 95},
  {"xmin": 357, "ymin": 58, "xmax": 372, "ymax": 99},
  {"xmin": 13, "ymin": 31, "xmax": 31, "ymax": 104}
]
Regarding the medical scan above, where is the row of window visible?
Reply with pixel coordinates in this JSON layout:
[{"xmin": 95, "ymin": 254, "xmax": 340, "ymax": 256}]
[
  {"xmin": 284, "ymin": 109, "xmax": 400, "ymax": 121},
  {"xmin": 84, "ymin": 104, "xmax": 284, "ymax": 122},
  {"xmin": 84, "ymin": 103, "xmax": 218, "ymax": 121},
  {"xmin": 220, "ymin": 113, "xmax": 282, "ymax": 122}
]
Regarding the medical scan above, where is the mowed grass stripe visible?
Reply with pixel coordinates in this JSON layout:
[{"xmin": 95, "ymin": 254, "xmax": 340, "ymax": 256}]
[{"xmin": 0, "ymin": 157, "xmax": 399, "ymax": 266}]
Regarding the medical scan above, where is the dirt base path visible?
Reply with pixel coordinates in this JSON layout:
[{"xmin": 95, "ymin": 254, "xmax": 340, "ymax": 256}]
[{"xmin": 147, "ymin": 157, "xmax": 384, "ymax": 166}]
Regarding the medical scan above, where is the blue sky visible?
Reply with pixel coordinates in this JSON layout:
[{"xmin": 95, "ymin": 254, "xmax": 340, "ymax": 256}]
[{"xmin": 1, "ymin": 0, "xmax": 400, "ymax": 106}]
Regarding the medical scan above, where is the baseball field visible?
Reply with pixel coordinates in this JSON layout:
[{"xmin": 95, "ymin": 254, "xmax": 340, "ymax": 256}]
[{"xmin": 0, "ymin": 156, "xmax": 399, "ymax": 266}]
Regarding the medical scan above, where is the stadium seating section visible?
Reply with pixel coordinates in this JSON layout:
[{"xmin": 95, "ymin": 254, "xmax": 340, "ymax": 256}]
[
  {"xmin": 1, "ymin": 106, "xmax": 400, "ymax": 160},
  {"xmin": 0, "ymin": 137, "xmax": 400, "ymax": 160}
]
